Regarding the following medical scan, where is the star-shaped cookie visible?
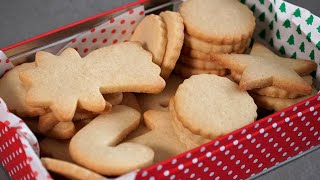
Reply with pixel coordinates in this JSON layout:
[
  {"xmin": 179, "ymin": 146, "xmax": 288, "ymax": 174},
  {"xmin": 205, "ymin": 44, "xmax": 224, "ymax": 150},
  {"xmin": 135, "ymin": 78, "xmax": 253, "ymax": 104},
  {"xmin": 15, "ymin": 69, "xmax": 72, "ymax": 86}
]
[
  {"xmin": 20, "ymin": 42, "xmax": 165, "ymax": 121},
  {"xmin": 211, "ymin": 50, "xmax": 315, "ymax": 95},
  {"xmin": 250, "ymin": 43, "xmax": 317, "ymax": 75}
]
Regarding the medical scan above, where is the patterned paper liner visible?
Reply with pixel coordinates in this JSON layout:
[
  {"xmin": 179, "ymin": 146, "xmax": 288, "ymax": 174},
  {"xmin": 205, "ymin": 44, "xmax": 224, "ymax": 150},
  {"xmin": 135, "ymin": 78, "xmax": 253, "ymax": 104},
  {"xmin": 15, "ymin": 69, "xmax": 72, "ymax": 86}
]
[{"xmin": 0, "ymin": 0, "xmax": 319, "ymax": 180}]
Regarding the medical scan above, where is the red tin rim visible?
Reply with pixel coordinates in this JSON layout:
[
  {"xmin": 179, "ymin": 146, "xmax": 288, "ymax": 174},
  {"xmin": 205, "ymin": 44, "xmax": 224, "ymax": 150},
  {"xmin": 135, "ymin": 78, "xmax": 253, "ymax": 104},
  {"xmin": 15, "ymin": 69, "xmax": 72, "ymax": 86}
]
[{"xmin": 1, "ymin": 0, "xmax": 149, "ymax": 52}]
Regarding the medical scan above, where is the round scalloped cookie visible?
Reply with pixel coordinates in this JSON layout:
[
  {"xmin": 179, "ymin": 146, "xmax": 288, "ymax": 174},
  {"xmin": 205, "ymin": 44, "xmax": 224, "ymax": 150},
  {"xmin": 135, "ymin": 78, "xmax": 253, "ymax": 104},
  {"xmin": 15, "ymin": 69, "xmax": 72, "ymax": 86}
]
[
  {"xmin": 179, "ymin": 55, "xmax": 224, "ymax": 70},
  {"xmin": 184, "ymin": 33, "xmax": 250, "ymax": 53},
  {"xmin": 174, "ymin": 74, "xmax": 257, "ymax": 139},
  {"xmin": 159, "ymin": 11, "xmax": 184, "ymax": 79},
  {"xmin": 130, "ymin": 14, "xmax": 167, "ymax": 66},
  {"xmin": 181, "ymin": 46, "xmax": 247, "ymax": 61},
  {"xmin": 174, "ymin": 63, "xmax": 228, "ymax": 78},
  {"xmin": 179, "ymin": 0, "xmax": 255, "ymax": 44}
]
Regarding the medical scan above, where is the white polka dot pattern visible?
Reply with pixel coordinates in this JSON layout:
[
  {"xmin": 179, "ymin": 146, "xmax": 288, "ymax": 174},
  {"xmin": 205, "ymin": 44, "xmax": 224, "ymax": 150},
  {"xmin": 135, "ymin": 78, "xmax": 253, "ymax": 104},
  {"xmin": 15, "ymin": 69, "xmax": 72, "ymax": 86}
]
[
  {"xmin": 136, "ymin": 93, "xmax": 320, "ymax": 179},
  {"xmin": 0, "ymin": 98, "xmax": 51, "ymax": 179}
]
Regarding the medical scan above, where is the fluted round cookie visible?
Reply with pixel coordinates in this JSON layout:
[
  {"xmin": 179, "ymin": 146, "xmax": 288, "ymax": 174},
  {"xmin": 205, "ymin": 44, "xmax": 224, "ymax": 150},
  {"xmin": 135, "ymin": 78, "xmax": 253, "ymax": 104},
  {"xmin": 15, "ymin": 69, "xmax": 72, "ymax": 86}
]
[
  {"xmin": 181, "ymin": 46, "xmax": 247, "ymax": 61},
  {"xmin": 174, "ymin": 74, "xmax": 257, "ymax": 139},
  {"xmin": 179, "ymin": 0, "xmax": 255, "ymax": 44},
  {"xmin": 179, "ymin": 55, "xmax": 224, "ymax": 70},
  {"xmin": 174, "ymin": 63, "xmax": 228, "ymax": 78},
  {"xmin": 159, "ymin": 11, "xmax": 184, "ymax": 79},
  {"xmin": 169, "ymin": 99, "xmax": 210, "ymax": 150},
  {"xmin": 184, "ymin": 34, "xmax": 250, "ymax": 53},
  {"xmin": 130, "ymin": 14, "xmax": 167, "ymax": 66}
]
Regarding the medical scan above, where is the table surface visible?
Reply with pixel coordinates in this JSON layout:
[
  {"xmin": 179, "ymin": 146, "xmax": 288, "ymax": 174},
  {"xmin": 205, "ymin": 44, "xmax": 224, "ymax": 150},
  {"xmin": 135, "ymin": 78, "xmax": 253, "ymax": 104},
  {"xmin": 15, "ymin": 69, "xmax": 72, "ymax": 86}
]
[{"xmin": 0, "ymin": 0, "xmax": 320, "ymax": 179}]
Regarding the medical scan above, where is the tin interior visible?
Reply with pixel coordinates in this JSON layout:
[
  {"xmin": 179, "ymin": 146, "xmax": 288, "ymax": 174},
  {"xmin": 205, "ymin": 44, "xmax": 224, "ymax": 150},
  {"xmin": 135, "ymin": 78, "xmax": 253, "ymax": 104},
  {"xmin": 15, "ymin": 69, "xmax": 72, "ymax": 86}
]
[{"xmin": 1, "ymin": 0, "xmax": 319, "ymax": 179}]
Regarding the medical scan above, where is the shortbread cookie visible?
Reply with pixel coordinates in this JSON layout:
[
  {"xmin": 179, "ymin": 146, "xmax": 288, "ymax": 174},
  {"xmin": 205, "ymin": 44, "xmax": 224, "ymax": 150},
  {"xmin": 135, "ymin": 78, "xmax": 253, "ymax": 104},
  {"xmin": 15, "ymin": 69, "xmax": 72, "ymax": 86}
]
[
  {"xmin": 120, "ymin": 93, "xmax": 141, "ymax": 112},
  {"xmin": 41, "ymin": 158, "xmax": 106, "ymax": 180},
  {"xmin": 211, "ymin": 53, "xmax": 313, "ymax": 95},
  {"xmin": 121, "ymin": 92, "xmax": 149, "ymax": 140},
  {"xmin": 40, "ymin": 138, "xmax": 73, "ymax": 162},
  {"xmin": 179, "ymin": 55, "xmax": 224, "ymax": 70},
  {"xmin": 251, "ymin": 89, "xmax": 317, "ymax": 111},
  {"xmin": 174, "ymin": 74, "xmax": 257, "ymax": 139},
  {"xmin": 130, "ymin": 14, "xmax": 167, "ymax": 66},
  {"xmin": 0, "ymin": 62, "xmax": 45, "ymax": 117},
  {"xmin": 181, "ymin": 47, "xmax": 211, "ymax": 60},
  {"xmin": 20, "ymin": 42, "xmax": 165, "ymax": 121},
  {"xmin": 231, "ymin": 71, "xmax": 313, "ymax": 99},
  {"xmin": 130, "ymin": 110, "xmax": 187, "ymax": 163},
  {"xmin": 174, "ymin": 63, "xmax": 228, "ymax": 78},
  {"xmin": 46, "ymin": 121, "xmax": 76, "ymax": 139},
  {"xmin": 159, "ymin": 11, "xmax": 184, "ymax": 79},
  {"xmin": 103, "ymin": 92, "xmax": 123, "ymax": 107},
  {"xmin": 184, "ymin": 33, "xmax": 250, "ymax": 53},
  {"xmin": 69, "ymin": 105, "xmax": 154, "ymax": 176},
  {"xmin": 24, "ymin": 119, "xmax": 76, "ymax": 139},
  {"xmin": 137, "ymin": 74, "xmax": 184, "ymax": 112},
  {"xmin": 38, "ymin": 93, "xmax": 122, "ymax": 133},
  {"xmin": 179, "ymin": 0, "xmax": 255, "ymax": 44},
  {"xmin": 169, "ymin": 99, "xmax": 210, "ymax": 149},
  {"xmin": 250, "ymin": 43, "xmax": 317, "ymax": 76}
]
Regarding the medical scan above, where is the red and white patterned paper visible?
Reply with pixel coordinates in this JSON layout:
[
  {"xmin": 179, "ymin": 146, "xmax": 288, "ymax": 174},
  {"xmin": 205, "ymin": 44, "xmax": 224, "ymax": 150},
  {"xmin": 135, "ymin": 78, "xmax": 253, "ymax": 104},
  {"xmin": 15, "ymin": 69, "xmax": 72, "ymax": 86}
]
[
  {"xmin": 0, "ymin": 1, "xmax": 320, "ymax": 180},
  {"xmin": 58, "ymin": 6, "xmax": 145, "ymax": 57},
  {"xmin": 0, "ymin": 98, "xmax": 50, "ymax": 180},
  {"xmin": 134, "ymin": 94, "xmax": 320, "ymax": 180}
]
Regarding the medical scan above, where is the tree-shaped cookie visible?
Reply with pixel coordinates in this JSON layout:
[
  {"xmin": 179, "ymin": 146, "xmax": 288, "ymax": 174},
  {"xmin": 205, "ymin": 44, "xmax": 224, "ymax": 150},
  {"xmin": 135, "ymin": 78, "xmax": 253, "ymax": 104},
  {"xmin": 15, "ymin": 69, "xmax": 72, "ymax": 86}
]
[{"xmin": 20, "ymin": 42, "xmax": 165, "ymax": 121}]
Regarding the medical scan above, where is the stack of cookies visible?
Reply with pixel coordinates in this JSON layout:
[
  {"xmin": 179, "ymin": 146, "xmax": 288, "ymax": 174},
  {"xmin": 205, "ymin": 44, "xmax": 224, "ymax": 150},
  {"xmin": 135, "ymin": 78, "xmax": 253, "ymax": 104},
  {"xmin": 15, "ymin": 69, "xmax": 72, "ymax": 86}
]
[
  {"xmin": 175, "ymin": 0, "xmax": 256, "ymax": 78},
  {"xmin": 212, "ymin": 42, "xmax": 318, "ymax": 112},
  {"xmin": 130, "ymin": 11, "xmax": 184, "ymax": 79}
]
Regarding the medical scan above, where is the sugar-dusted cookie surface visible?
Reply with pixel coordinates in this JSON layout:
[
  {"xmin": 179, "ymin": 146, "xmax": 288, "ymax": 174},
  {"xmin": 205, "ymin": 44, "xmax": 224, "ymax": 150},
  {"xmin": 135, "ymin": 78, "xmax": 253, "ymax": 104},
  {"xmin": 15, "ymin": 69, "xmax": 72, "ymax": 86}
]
[
  {"xmin": 179, "ymin": 0, "xmax": 255, "ymax": 44},
  {"xmin": 174, "ymin": 74, "xmax": 257, "ymax": 139},
  {"xmin": 159, "ymin": 11, "xmax": 184, "ymax": 79},
  {"xmin": 211, "ymin": 53, "xmax": 313, "ymax": 95},
  {"xmin": 0, "ymin": 62, "xmax": 45, "ymax": 117},
  {"xmin": 130, "ymin": 110, "xmax": 187, "ymax": 163},
  {"xmin": 69, "ymin": 105, "xmax": 154, "ymax": 176},
  {"xmin": 130, "ymin": 14, "xmax": 167, "ymax": 66},
  {"xmin": 250, "ymin": 43, "xmax": 317, "ymax": 76},
  {"xmin": 41, "ymin": 158, "xmax": 106, "ymax": 180},
  {"xmin": 20, "ymin": 42, "xmax": 165, "ymax": 121}
]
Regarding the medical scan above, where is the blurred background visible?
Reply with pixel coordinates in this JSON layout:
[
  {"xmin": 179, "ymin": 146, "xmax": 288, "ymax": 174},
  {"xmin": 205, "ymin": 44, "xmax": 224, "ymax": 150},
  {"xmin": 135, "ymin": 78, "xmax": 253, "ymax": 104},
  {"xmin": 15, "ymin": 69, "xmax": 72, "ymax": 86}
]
[{"xmin": 0, "ymin": 0, "xmax": 319, "ymax": 179}]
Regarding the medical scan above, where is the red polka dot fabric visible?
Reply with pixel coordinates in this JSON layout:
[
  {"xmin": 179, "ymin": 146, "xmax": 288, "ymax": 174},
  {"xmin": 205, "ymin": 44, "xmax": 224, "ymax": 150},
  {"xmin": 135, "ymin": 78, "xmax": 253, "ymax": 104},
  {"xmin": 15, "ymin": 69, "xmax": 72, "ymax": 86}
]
[
  {"xmin": 134, "ymin": 94, "xmax": 320, "ymax": 180},
  {"xmin": 0, "ymin": 50, "xmax": 14, "ymax": 76},
  {"xmin": 58, "ymin": 6, "xmax": 145, "ymax": 57}
]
